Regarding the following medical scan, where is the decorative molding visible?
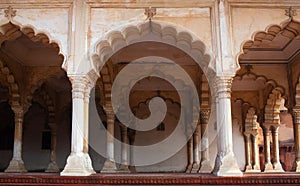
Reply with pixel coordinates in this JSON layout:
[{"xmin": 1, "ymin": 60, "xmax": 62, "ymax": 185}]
[
  {"xmin": 285, "ymin": 7, "xmax": 297, "ymax": 19},
  {"xmin": 4, "ymin": 6, "xmax": 16, "ymax": 22},
  {"xmin": 144, "ymin": 7, "xmax": 156, "ymax": 21}
]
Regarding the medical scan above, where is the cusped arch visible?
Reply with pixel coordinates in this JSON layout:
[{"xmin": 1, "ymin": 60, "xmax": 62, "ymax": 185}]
[
  {"xmin": 0, "ymin": 22, "xmax": 66, "ymax": 70},
  {"xmin": 0, "ymin": 59, "xmax": 20, "ymax": 107},
  {"xmin": 264, "ymin": 88, "xmax": 284, "ymax": 126},
  {"xmin": 238, "ymin": 18, "xmax": 300, "ymax": 59},
  {"xmin": 92, "ymin": 21, "xmax": 213, "ymax": 79}
]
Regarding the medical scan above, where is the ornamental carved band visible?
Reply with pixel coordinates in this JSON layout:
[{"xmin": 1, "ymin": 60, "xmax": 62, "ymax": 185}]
[
  {"xmin": 200, "ymin": 109, "xmax": 210, "ymax": 124},
  {"xmin": 215, "ymin": 77, "xmax": 232, "ymax": 99},
  {"xmin": 294, "ymin": 109, "xmax": 300, "ymax": 124},
  {"xmin": 71, "ymin": 76, "xmax": 87, "ymax": 99}
]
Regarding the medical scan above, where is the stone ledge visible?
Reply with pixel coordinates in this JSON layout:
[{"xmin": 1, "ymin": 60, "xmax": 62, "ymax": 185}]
[{"xmin": 0, "ymin": 173, "xmax": 300, "ymax": 185}]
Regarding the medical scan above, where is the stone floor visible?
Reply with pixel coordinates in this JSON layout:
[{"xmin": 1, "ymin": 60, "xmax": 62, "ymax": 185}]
[{"xmin": 0, "ymin": 172, "xmax": 300, "ymax": 185}]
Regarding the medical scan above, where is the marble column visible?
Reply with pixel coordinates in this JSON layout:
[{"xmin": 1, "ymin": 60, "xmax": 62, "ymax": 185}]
[
  {"xmin": 272, "ymin": 126, "xmax": 284, "ymax": 172},
  {"xmin": 244, "ymin": 133, "xmax": 252, "ymax": 171},
  {"xmin": 263, "ymin": 125, "xmax": 273, "ymax": 172},
  {"xmin": 118, "ymin": 125, "xmax": 130, "ymax": 173},
  {"xmin": 5, "ymin": 106, "xmax": 27, "ymax": 172},
  {"xmin": 101, "ymin": 107, "xmax": 117, "ymax": 172},
  {"xmin": 45, "ymin": 123, "xmax": 59, "ymax": 173},
  {"xmin": 185, "ymin": 138, "xmax": 193, "ymax": 173},
  {"xmin": 61, "ymin": 76, "xmax": 94, "ymax": 176},
  {"xmin": 294, "ymin": 109, "xmax": 300, "ymax": 172},
  {"xmin": 191, "ymin": 123, "xmax": 200, "ymax": 173},
  {"xmin": 213, "ymin": 77, "xmax": 242, "ymax": 176},
  {"xmin": 252, "ymin": 134, "xmax": 261, "ymax": 171},
  {"xmin": 199, "ymin": 109, "xmax": 212, "ymax": 173}
]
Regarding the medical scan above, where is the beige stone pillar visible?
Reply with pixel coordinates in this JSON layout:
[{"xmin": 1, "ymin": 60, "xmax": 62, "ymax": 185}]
[
  {"xmin": 294, "ymin": 109, "xmax": 300, "ymax": 172},
  {"xmin": 45, "ymin": 123, "xmax": 59, "ymax": 173},
  {"xmin": 118, "ymin": 125, "xmax": 130, "ymax": 173},
  {"xmin": 252, "ymin": 134, "xmax": 261, "ymax": 171},
  {"xmin": 213, "ymin": 77, "xmax": 242, "ymax": 176},
  {"xmin": 244, "ymin": 133, "xmax": 252, "ymax": 171},
  {"xmin": 185, "ymin": 138, "xmax": 193, "ymax": 173},
  {"xmin": 263, "ymin": 125, "xmax": 273, "ymax": 172},
  {"xmin": 5, "ymin": 106, "xmax": 27, "ymax": 172},
  {"xmin": 101, "ymin": 107, "xmax": 117, "ymax": 172},
  {"xmin": 272, "ymin": 126, "xmax": 284, "ymax": 172},
  {"xmin": 61, "ymin": 76, "xmax": 94, "ymax": 176},
  {"xmin": 199, "ymin": 109, "xmax": 212, "ymax": 173},
  {"xmin": 191, "ymin": 123, "xmax": 200, "ymax": 173}
]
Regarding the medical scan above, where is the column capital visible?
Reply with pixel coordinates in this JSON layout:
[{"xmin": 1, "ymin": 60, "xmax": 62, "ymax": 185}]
[
  {"xmin": 69, "ymin": 75, "xmax": 88, "ymax": 99},
  {"xmin": 200, "ymin": 108, "xmax": 210, "ymax": 124},
  {"xmin": 293, "ymin": 108, "xmax": 300, "ymax": 123},
  {"xmin": 11, "ymin": 105, "xmax": 23, "ymax": 116},
  {"xmin": 215, "ymin": 76, "xmax": 233, "ymax": 99}
]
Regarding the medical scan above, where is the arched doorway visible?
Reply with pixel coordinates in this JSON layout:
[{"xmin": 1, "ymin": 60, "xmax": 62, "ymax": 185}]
[{"xmin": 90, "ymin": 21, "xmax": 215, "ymax": 173}]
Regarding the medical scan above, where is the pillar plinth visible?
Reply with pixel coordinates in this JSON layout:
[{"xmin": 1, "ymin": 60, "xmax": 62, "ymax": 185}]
[
  {"xmin": 61, "ymin": 76, "xmax": 95, "ymax": 176},
  {"xmin": 213, "ymin": 77, "xmax": 242, "ymax": 176},
  {"xmin": 5, "ymin": 106, "xmax": 27, "ymax": 173}
]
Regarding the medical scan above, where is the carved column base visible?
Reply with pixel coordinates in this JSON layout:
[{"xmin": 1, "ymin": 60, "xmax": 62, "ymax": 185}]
[
  {"xmin": 118, "ymin": 164, "xmax": 130, "ymax": 173},
  {"xmin": 61, "ymin": 153, "xmax": 94, "ymax": 176},
  {"xmin": 296, "ymin": 161, "xmax": 300, "ymax": 172},
  {"xmin": 213, "ymin": 152, "xmax": 242, "ymax": 176},
  {"xmin": 83, "ymin": 153, "xmax": 96, "ymax": 174},
  {"xmin": 245, "ymin": 164, "xmax": 261, "ymax": 173},
  {"xmin": 273, "ymin": 162, "xmax": 284, "ymax": 172},
  {"xmin": 101, "ymin": 159, "xmax": 117, "ymax": 173},
  {"xmin": 244, "ymin": 164, "xmax": 253, "ymax": 172},
  {"xmin": 198, "ymin": 160, "xmax": 212, "ymax": 173},
  {"xmin": 191, "ymin": 163, "xmax": 200, "ymax": 173},
  {"xmin": 185, "ymin": 164, "xmax": 192, "ymax": 173},
  {"xmin": 5, "ymin": 159, "xmax": 27, "ymax": 173},
  {"xmin": 45, "ymin": 161, "xmax": 60, "ymax": 173},
  {"xmin": 263, "ymin": 162, "xmax": 273, "ymax": 172}
]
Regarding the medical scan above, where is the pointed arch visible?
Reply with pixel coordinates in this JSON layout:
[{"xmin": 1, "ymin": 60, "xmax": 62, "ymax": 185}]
[
  {"xmin": 264, "ymin": 88, "xmax": 284, "ymax": 126},
  {"xmin": 91, "ymin": 21, "xmax": 213, "ymax": 80}
]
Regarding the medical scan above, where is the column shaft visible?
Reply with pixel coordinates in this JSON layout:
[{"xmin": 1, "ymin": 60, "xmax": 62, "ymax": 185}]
[
  {"xmin": 272, "ymin": 126, "xmax": 284, "ymax": 171},
  {"xmin": 5, "ymin": 106, "xmax": 27, "ymax": 172},
  {"xmin": 185, "ymin": 138, "xmax": 193, "ymax": 173},
  {"xmin": 252, "ymin": 134, "xmax": 261, "ymax": 171},
  {"xmin": 119, "ymin": 126, "xmax": 130, "ymax": 172},
  {"xmin": 263, "ymin": 126, "xmax": 273, "ymax": 172},
  {"xmin": 244, "ymin": 134, "xmax": 252, "ymax": 171},
  {"xmin": 191, "ymin": 124, "xmax": 200, "ymax": 173},
  {"xmin": 293, "ymin": 109, "xmax": 300, "ymax": 172}
]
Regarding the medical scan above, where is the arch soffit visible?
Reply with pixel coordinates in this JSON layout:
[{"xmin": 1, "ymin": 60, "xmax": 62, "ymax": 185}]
[
  {"xmin": 0, "ymin": 59, "xmax": 20, "ymax": 107},
  {"xmin": 91, "ymin": 21, "xmax": 214, "ymax": 82},
  {"xmin": 0, "ymin": 21, "xmax": 66, "ymax": 71}
]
